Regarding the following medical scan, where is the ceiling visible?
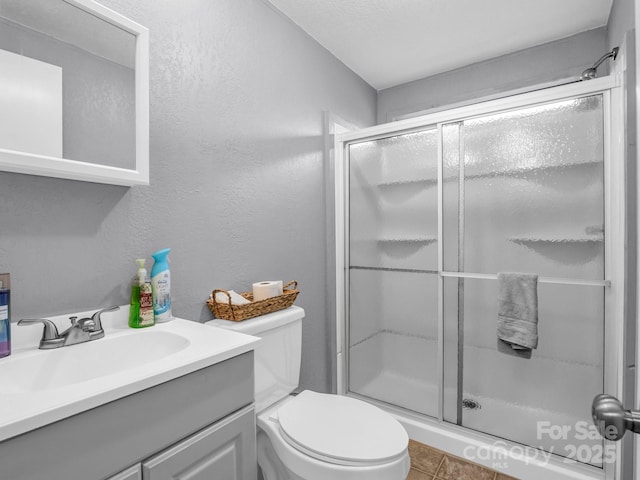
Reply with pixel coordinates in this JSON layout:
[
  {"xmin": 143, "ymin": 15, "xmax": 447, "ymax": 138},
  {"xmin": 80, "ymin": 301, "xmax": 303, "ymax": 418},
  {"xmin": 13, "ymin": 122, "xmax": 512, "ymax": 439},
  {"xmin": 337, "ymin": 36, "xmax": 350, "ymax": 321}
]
[{"xmin": 266, "ymin": 0, "xmax": 614, "ymax": 91}]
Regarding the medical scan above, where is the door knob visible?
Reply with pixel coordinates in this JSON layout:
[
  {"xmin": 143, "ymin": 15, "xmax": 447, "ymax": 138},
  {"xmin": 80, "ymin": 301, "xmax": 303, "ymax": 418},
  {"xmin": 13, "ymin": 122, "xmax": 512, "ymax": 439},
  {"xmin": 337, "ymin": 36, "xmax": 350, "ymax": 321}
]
[{"xmin": 592, "ymin": 394, "xmax": 640, "ymax": 441}]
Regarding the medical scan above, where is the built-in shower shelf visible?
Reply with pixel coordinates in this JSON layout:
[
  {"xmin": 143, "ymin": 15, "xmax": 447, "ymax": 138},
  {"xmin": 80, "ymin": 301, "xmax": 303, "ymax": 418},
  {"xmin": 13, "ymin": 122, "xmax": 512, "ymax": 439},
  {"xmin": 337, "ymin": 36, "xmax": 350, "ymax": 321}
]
[
  {"xmin": 377, "ymin": 236, "xmax": 437, "ymax": 245},
  {"xmin": 377, "ymin": 177, "xmax": 437, "ymax": 188},
  {"xmin": 463, "ymin": 158, "xmax": 603, "ymax": 181},
  {"xmin": 509, "ymin": 233, "xmax": 604, "ymax": 245},
  {"xmin": 373, "ymin": 159, "xmax": 602, "ymax": 188}
]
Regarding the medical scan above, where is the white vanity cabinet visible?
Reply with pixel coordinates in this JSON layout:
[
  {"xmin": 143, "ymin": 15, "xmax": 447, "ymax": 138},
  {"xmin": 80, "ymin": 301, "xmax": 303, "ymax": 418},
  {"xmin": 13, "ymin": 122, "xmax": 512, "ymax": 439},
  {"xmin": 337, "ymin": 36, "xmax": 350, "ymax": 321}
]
[{"xmin": 0, "ymin": 351, "xmax": 256, "ymax": 480}]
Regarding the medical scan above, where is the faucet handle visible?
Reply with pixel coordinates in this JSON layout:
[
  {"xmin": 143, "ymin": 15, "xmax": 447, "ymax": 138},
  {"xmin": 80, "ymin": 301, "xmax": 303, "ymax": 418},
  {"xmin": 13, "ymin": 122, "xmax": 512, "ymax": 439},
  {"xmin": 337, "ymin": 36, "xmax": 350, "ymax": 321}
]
[
  {"xmin": 90, "ymin": 306, "xmax": 120, "ymax": 330},
  {"xmin": 18, "ymin": 318, "xmax": 60, "ymax": 341},
  {"xmin": 95, "ymin": 306, "xmax": 120, "ymax": 315}
]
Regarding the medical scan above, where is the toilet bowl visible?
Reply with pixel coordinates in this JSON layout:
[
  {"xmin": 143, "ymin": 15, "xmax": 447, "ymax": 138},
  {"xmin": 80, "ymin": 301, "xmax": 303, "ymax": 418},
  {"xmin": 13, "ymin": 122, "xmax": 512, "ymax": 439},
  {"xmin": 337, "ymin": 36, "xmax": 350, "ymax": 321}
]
[
  {"xmin": 257, "ymin": 392, "xmax": 409, "ymax": 480},
  {"xmin": 207, "ymin": 306, "xmax": 410, "ymax": 479}
]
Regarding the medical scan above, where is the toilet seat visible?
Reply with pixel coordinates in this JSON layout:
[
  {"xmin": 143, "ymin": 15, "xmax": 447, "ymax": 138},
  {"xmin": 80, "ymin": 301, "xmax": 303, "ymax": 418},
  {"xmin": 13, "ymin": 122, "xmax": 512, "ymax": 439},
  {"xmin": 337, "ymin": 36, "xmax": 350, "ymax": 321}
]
[{"xmin": 274, "ymin": 390, "xmax": 408, "ymax": 467}]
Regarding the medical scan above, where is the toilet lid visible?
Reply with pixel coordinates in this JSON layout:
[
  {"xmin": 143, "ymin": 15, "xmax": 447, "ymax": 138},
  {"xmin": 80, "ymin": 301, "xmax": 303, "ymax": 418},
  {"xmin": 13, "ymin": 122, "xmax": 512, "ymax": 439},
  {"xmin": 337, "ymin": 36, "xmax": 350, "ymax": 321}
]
[{"xmin": 276, "ymin": 390, "xmax": 408, "ymax": 466}]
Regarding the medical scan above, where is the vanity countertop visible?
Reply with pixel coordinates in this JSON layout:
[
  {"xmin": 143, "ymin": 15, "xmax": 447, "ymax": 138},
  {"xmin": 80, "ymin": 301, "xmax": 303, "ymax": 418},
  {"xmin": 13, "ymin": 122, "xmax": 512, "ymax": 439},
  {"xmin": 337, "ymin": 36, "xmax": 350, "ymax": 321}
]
[{"xmin": 0, "ymin": 306, "xmax": 259, "ymax": 442}]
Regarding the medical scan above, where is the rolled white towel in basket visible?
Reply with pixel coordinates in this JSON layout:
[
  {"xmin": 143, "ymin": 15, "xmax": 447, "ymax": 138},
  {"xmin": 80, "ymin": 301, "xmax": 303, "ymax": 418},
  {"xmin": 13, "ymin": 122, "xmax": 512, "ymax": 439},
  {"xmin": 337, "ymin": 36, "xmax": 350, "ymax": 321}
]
[
  {"xmin": 497, "ymin": 272, "xmax": 539, "ymax": 350},
  {"xmin": 213, "ymin": 290, "xmax": 251, "ymax": 305}
]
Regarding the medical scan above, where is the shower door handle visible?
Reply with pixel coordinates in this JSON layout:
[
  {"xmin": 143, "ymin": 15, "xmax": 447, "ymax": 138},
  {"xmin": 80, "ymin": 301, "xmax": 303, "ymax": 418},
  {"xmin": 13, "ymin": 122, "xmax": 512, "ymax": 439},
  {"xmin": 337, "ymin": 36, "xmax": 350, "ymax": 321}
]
[{"xmin": 592, "ymin": 394, "xmax": 640, "ymax": 441}]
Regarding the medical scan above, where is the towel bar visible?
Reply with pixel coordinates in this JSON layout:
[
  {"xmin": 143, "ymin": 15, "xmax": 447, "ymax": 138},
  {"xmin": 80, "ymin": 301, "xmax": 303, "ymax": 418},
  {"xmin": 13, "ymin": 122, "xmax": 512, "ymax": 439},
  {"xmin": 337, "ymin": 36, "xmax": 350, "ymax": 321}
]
[{"xmin": 441, "ymin": 271, "xmax": 610, "ymax": 288}]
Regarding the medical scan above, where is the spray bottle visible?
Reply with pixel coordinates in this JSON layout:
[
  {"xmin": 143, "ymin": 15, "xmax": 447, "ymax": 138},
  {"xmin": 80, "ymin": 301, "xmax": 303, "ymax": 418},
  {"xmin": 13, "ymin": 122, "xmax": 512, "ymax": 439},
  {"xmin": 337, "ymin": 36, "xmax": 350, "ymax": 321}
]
[{"xmin": 151, "ymin": 248, "xmax": 172, "ymax": 323}]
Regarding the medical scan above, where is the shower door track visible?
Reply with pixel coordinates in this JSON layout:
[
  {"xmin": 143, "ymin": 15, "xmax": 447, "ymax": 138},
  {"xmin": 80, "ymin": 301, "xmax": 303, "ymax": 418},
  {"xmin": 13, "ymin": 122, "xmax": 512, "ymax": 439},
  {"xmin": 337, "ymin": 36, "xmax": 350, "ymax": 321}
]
[{"xmin": 335, "ymin": 73, "xmax": 625, "ymax": 480}]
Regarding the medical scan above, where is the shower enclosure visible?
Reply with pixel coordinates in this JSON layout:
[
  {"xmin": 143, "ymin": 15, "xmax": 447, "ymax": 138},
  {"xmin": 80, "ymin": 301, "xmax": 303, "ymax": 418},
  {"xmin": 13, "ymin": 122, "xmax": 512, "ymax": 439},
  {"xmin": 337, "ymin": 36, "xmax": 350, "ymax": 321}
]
[{"xmin": 335, "ymin": 77, "xmax": 625, "ymax": 480}]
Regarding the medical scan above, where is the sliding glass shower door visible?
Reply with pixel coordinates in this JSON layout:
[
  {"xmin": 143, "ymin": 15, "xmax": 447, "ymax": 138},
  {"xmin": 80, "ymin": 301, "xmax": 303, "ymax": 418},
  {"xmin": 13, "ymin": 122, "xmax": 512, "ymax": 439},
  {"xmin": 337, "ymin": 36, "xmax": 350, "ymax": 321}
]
[
  {"xmin": 348, "ymin": 129, "xmax": 439, "ymax": 417},
  {"xmin": 342, "ymin": 86, "xmax": 617, "ymax": 470},
  {"xmin": 441, "ymin": 95, "xmax": 605, "ymax": 466}
]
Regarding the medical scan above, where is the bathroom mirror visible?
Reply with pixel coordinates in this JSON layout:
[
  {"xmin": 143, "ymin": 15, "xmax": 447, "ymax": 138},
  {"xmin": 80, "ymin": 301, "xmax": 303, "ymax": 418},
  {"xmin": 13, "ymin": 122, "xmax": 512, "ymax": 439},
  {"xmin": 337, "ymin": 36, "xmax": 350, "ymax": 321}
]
[{"xmin": 0, "ymin": 0, "xmax": 149, "ymax": 186}]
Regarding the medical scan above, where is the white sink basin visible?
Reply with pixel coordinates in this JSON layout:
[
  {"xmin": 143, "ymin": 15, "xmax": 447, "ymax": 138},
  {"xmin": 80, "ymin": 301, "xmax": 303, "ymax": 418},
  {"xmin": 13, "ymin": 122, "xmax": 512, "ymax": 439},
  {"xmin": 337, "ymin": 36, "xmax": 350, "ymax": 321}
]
[
  {"xmin": 0, "ymin": 305, "xmax": 259, "ymax": 442},
  {"xmin": 0, "ymin": 330, "xmax": 190, "ymax": 394}
]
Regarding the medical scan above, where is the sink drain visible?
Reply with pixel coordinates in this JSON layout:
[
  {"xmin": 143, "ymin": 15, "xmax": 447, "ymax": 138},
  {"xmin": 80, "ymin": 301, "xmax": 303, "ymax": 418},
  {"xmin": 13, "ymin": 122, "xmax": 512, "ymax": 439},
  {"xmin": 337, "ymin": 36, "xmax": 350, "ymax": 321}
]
[{"xmin": 462, "ymin": 398, "xmax": 481, "ymax": 410}]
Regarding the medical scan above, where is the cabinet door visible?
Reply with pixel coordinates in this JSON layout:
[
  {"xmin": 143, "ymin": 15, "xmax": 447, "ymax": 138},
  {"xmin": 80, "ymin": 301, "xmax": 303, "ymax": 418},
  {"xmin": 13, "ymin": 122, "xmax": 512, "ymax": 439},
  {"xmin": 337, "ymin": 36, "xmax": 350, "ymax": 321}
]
[
  {"xmin": 142, "ymin": 405, "xmax": 256, "ymax": 480},
  {"xmin": 107, "ymin": 464, "xmax": 142, "ymax": 480}
]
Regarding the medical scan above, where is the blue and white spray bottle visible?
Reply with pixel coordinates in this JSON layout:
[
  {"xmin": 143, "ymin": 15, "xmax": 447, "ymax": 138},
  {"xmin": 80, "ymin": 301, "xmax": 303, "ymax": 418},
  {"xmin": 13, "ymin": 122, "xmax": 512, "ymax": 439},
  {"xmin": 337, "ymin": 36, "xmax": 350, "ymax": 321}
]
[{"xmin": 151, "ymin": 248, "xmax": 172, "ymax": 323}]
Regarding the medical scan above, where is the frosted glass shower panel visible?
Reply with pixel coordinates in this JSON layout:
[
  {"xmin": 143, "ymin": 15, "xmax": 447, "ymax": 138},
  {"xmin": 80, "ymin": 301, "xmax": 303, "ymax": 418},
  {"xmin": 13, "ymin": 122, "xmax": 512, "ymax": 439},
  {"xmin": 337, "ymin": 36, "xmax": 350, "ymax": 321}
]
[
  {"xmin": 348, "ymin": 269, "xmax": 439, "ymax": 417},
  {"xmin": 443, "ymin": 95, "xmax": 605, "ymax": 279},
  {"xmin": 443, "ymin": 278, "xmax": 604, "ymax": 467},
  {"xmin": 349, "ymin": 129, "xmax": 439, "ymax": 270}
]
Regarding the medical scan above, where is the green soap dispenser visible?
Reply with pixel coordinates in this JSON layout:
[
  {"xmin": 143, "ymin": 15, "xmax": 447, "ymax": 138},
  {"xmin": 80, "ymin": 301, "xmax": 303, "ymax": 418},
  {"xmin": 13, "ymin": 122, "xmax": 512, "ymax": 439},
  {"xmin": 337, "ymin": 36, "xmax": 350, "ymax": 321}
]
[{"xmin": 129, "ymin": 259, "xmax": 155, "ymax": 328}]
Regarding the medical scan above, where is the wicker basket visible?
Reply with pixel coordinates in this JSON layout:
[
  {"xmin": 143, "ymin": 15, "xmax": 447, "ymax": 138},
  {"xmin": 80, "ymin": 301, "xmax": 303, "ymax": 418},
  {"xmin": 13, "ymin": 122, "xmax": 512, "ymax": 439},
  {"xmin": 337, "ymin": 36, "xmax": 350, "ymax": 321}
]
[{"xmin": 208, "ymin": 280, "xmax": 299, "ymax": 321}]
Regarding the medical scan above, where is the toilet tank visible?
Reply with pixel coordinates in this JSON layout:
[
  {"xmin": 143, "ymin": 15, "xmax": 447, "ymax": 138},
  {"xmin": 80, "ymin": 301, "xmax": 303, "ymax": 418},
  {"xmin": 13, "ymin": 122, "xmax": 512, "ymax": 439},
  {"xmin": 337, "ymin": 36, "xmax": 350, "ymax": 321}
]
[{"xmin": 207, "ymin": 306, "xmax": 304, "ymax": 412}]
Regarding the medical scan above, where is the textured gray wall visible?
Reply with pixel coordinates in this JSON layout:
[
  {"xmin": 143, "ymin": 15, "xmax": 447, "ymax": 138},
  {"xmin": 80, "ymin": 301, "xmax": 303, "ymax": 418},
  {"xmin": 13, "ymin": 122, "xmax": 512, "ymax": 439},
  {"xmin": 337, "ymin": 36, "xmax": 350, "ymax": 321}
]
[
  {"xmin": 377, "ymin": 28, "xmax": 607, "ymax": 124},
  {"xmin": 0, "ymin": 0, "xmax": 376, "ymax": 394},
  {"xmin": 608, "ymin": 0, "xmax": 634, "ymax": 49}
]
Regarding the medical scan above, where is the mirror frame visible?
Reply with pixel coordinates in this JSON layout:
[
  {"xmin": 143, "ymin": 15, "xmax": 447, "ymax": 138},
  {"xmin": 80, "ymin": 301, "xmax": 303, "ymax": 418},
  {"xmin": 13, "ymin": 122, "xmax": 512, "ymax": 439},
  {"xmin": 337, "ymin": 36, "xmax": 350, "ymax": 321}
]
[{"xmin": 0, "ymin": 0, "xmax": 149, "ymax": 186}]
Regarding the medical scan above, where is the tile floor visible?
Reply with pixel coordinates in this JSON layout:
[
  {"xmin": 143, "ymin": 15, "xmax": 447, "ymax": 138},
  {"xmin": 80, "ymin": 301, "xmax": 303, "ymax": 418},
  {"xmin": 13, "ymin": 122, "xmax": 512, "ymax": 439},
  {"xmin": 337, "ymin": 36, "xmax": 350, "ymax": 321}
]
[{"xmin": 408, "ymin": 440, "xmax": 519, "ymax": 480}]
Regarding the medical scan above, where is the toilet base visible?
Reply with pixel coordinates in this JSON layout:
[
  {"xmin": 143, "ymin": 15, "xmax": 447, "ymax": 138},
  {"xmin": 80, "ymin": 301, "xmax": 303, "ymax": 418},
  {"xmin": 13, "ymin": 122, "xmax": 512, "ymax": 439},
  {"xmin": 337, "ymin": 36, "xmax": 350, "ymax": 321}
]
[{"xmin": 258, "ymin": 428, "xmax": 304, "ymax": 480}]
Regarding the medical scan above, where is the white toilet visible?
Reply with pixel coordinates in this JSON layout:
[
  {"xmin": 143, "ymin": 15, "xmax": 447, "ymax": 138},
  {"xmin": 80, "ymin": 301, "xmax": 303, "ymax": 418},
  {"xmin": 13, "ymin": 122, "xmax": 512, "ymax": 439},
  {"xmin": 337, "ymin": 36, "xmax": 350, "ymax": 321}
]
[{"xmin": 207, "ymin": 306, "xmax": 410, "ymax": 480}]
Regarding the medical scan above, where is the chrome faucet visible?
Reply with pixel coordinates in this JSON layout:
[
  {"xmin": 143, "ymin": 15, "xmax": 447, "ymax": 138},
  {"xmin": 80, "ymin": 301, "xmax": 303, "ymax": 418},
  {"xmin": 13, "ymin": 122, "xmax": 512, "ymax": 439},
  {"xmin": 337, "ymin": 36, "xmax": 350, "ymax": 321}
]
[{"xmin": 18, "ymin": 306, "xmax": 119, "ymax": 349}]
